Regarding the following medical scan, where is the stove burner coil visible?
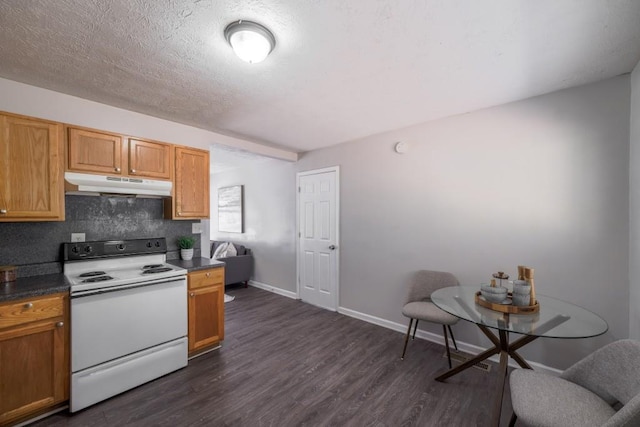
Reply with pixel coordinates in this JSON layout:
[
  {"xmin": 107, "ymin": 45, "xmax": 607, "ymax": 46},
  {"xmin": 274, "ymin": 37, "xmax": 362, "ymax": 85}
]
[
  {"xmin": 142, "ymin": 264, "xmax": 164, "ymax": 270},
  {"xmin": 81, "ymin": 275, "xmax": 114, "ymax": 283},
  {"xmin": 79, "ymin": 271, "xmax": 107, "ymax": 278},
  {"xmin": 142, "ymin": 267, "xmax": 173, "ymax": 274}
]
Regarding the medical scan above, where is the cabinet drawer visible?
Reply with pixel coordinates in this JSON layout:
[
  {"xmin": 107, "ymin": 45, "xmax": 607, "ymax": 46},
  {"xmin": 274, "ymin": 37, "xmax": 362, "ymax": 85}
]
[
  {"xmin": 0, "ymin": 294, "xmax": 64, "ymax": 329},
  {"xmin": 188, "ymin": 268, "xmax": 224, "ymax": 290}
]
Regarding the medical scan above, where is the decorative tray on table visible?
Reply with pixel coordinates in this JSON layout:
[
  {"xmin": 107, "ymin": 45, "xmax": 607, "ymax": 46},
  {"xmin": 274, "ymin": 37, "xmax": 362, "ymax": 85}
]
[{"xmin": 475, "ymin": 292, "xmax": 540, "ymax": 314}]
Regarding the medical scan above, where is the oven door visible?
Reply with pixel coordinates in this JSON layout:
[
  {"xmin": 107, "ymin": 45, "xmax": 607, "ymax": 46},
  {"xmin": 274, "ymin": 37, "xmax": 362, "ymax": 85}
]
[{"xmin": 71, "ymin": 277, "xmax": 187, "ymax": 373}]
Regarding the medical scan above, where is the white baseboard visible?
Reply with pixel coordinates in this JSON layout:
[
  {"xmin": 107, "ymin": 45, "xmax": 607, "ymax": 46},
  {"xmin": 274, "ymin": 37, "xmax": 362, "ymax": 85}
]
[
  {"xmin": 248, "ymin": 280, "xmax": 298, "ymax": 299},
  {"xmin": 337, "ymin": 306, "xmax": 561, "ymax": 376}
]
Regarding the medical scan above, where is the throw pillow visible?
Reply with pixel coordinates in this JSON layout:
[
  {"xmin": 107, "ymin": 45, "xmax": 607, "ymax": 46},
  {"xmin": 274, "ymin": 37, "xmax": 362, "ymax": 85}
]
[
  {"xmin": 212, "ymin": 242, "xmax": 229, "ymax": 259},
  {"xmin": 225, "ymin": 242, "xmax": 237, "ymax": 257},
  {"xmin": 213, "ymin": 242, "xmax": 238, "ymax": 258}
]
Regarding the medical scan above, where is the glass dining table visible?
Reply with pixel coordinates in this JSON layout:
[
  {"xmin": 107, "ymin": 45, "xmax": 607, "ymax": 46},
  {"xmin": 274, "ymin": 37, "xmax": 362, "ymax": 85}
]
[{"xmin": 430, "ymin": 285, "xmax": 608, "ymax": 427}]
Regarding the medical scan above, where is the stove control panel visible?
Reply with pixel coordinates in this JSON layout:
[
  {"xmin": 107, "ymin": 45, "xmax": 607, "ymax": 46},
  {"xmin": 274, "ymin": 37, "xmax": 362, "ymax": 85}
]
[{"xmin": 63, "ymin": 238, "xmax": 168, "ymax": 261}]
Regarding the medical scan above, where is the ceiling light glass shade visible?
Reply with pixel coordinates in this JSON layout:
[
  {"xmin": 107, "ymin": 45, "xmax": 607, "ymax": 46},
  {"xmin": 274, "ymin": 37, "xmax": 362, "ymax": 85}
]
[{"xmin": 224, "ymin": 20, "xmax": 275, "ymax": 64}]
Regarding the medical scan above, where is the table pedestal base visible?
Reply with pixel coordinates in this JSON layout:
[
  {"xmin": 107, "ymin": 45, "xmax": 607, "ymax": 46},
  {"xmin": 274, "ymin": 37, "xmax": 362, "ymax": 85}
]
[{"xmin": 435, "ymin": 325, "xmax": 536, "ymax": 427}]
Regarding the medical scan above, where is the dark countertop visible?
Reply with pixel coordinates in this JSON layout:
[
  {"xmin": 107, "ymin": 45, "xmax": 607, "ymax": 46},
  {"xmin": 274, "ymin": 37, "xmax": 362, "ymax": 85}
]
[
  {"xmin": 0, "ymin": 258, "xmax": 222, "ymax": 303},
  {"xmin": 0, "ymin": 273, "xmax": 71, "ymax": 303},
  {"xmin": 168, "ymin": 257, "xmax": 225, "ymax": 272}
]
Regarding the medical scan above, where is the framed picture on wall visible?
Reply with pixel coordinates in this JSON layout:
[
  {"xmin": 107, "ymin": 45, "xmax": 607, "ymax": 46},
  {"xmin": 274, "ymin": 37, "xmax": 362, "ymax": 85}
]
[{"xmin": 218, "ymin": 185, "xmax": 244, "ymax": 233}]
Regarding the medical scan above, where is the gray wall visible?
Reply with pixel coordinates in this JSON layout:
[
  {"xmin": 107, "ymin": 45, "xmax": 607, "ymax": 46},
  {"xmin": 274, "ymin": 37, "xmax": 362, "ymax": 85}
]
[
  {"xmin": 297, "ymin": 76, "xmax": 630, "ymax": 369},
  {"xmin": 630, "ymin": 62, "xmax": 640, "ymax": 341},
  {"xmin": 0, "ymin": 196, "xmax": 197, "ymax": 276},
  {"xmin": 211, "ymin": 158, "xmax": 297, "ymax": 291}
]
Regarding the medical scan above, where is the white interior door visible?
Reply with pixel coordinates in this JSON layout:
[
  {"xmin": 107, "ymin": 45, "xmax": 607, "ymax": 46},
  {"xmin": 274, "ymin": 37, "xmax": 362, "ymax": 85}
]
[{"xmin": 297, "ymin": 167, "xmax": 339, "ymax": 311}]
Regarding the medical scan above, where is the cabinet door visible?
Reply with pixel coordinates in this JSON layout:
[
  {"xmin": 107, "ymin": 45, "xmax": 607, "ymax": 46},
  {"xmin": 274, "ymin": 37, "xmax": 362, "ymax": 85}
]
[
  {"xmin": 173, "ymin": 147, "xmax": 210, "ymax": 219},
  {"xmin": 0, "ymin": 318, "xmax": 67, "ymax": 425},
  {"xmin": 188, "ymin": 284, "xmax": 224, "ymax": 353},
  {"xmin": 128, "ymin": 138, "xmax": 171, "ymax": 180},
  {"xmin": 68, "ymin": 128, "xmax": 124, "ymax": 175},
  {"xmin": 0, "ymin": 114, "xmax": 64, "ymax": 221}
]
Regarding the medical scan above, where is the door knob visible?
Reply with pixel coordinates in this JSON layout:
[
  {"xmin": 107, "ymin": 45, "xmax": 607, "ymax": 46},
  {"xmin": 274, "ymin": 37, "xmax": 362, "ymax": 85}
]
[
  {"xmin": 329, "ymin": 245, "xmax": 336, "ymax": 250},
  {"xmin": 56, "ymin": 321, "xmax": 64, "ymax": 327}
]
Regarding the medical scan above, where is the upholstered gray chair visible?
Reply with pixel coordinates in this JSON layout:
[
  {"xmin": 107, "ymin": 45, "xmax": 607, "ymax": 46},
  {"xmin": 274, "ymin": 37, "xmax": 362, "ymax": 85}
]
[
  {"xmin": 400, "ymin": 270, "xmax": 459, "ymax": 368},
  {"xmin": 509, "ymin": 339, "xmax": 640, "ymax": 427}
]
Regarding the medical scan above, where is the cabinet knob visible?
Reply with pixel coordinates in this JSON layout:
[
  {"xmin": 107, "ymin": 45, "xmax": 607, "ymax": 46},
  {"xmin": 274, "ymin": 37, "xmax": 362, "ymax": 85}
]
[
  {"xmin": 190, "ymin": 292, "xmax": 195, "ymax": 297},
  {"xmin": 206, "ymin": 272, "xmax": 210, "ymax": 277},
  {"xmin": 24, "ymin": 302, "xmax": 33, "ymax": 309},
  {"xmin": 0, "ymin": 209, "xmax": 7, "ymax": 214},
  {"xmin": 115, "ymin": 167, "xmax": 121, "ymax": 172},
  {"xmin": 178, "ymin": 212, "xmax": 182, "ymax": 216},
  {"xmin": 56, "ymin": 321, "xmax": 64, "ymax": 327},
  {"xmin": 130, "ymin": 169, "xmax": 136, "ymax": 174}
]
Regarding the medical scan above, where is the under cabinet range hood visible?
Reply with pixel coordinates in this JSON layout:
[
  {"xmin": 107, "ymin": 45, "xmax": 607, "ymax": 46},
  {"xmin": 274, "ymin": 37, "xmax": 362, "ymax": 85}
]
[{"xmin": 64, "ymin": 172, "xmax": 172, "ymax": 197}]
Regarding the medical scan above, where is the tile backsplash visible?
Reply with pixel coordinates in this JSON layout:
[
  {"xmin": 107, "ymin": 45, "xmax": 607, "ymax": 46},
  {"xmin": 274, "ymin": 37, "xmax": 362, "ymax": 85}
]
[{"xmin": 0, "ymin": 195, "xmax": 200, "ymax": 276}]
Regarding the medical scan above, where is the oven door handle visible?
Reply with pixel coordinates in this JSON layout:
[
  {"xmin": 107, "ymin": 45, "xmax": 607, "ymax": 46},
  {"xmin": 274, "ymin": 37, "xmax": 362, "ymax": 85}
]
[{"xmin": 71, "ymin": 277, "xmax": 185, "ymax": 298}]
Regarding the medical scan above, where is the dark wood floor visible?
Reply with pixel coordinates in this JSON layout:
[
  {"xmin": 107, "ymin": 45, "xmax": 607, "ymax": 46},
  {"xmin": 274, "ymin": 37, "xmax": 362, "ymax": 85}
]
[{"xmin": 34, "ymin": 287, "xmax": 513, "ymax": 427}]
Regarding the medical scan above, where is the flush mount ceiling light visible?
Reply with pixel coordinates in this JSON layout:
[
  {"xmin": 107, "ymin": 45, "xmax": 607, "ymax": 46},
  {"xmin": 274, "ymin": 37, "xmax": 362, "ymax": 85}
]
[{"xmin": 224, "ymin": 20, "xmax": 276, "ymax": 64}]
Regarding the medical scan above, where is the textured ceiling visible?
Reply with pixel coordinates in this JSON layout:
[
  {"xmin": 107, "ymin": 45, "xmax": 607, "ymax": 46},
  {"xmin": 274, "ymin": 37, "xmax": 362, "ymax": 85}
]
[{"xmin": 1, "ymin": 1, "xmax": 640, "ymax": 153}]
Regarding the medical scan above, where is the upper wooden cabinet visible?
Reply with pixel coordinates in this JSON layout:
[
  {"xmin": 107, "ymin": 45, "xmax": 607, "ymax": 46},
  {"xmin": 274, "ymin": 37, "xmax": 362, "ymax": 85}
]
[
  {"xmin": 166, "ymin": 146, "xmax": 210, "ymax": 219},
  {"xmin": 0, "ymin": 112, "xmax": 65, "ymax": 222},
  {"xmin": 67, "ymin": 127, "xmax": 171, "ymax": 180},
  {"xmin": 68, "ymin": 128, "xmax": 124, "ymax": 175},
  {"xmin": 128, "ymin": 138, "xmax": 171, "ymax": 180}
]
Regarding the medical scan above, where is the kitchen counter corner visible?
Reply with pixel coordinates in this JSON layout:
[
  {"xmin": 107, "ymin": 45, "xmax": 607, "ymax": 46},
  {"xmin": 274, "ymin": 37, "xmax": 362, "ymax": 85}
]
[
  {"xmin": 168, "ymin": 257, "xmax": 225, "ymax": 272},
  {"xmin": 0, "ymin": 273, "xmax": 70, "ymax": 303}
]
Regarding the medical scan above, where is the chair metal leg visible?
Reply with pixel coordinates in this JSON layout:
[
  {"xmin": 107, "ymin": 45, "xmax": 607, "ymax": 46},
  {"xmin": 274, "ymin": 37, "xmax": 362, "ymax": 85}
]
[
  {"xmin": 508, "ymin": 412, "xmax": 517, "ymax": 427},
  {"xmin": 412, "ymin": 319, "xmax": 419, "ymax": 340},
  {"xmin": 447, "ymin": 324, "xmax": 458, "ymax": 351},
  {"xmin": 443, "ymin": 325, "xmax": 452, "ymax": 368},
  {"xmin": 401, "ymin": 319, "xmax": 413, "ymax": 360}
]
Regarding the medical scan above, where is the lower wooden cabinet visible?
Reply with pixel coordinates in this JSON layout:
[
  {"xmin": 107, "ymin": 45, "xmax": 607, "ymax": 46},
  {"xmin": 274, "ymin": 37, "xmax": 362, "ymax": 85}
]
[
  {"xmin": 187, "ymin": 267, "xmax": 225, "ymax": 356},
  {"xmin": 0, "ymin": 293, "xmax": 69, "ymax": 426}
]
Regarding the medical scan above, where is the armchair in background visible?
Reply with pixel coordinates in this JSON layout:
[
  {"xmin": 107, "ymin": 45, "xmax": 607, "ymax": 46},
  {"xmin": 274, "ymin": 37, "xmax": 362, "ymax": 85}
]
[{"xmin": 210, "ymin": 241, "xmax": 254, "ymax": 287}]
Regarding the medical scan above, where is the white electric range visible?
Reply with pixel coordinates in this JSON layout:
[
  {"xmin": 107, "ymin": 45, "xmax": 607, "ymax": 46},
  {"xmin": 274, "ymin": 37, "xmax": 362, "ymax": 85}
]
[{"xmin": 63, "ymin": 238, "xmax": 188, "ymax": 412}]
